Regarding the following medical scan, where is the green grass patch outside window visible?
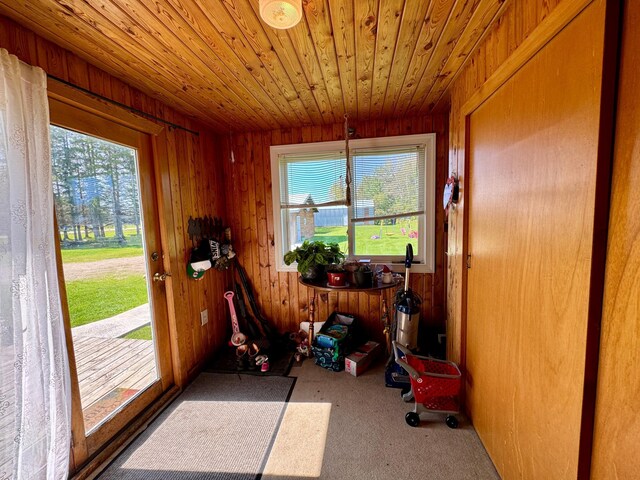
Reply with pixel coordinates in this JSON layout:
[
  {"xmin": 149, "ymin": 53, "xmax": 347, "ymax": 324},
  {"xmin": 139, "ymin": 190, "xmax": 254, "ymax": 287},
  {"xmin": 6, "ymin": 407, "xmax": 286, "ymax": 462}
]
[
  {"xmin": 123, "ymin": 325, "xmax": 153, "ymax": 341},
  {"xmin": 61, "ymin": 246, "xmax": 144, "ymax": 263},
  {"xmin": 66, "ymin": 275, "xmax": 148, "ymax": 328},
  {"xmin": 311, "ymin": 224, "xmax": 418, "ymax": 257}
]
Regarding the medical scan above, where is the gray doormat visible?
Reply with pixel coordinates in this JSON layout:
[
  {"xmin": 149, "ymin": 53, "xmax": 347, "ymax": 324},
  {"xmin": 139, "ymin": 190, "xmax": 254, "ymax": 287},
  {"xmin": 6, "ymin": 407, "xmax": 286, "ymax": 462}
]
[{"xmin": 98, "ymin": 373, "xmax": 296, "ymax": 480}]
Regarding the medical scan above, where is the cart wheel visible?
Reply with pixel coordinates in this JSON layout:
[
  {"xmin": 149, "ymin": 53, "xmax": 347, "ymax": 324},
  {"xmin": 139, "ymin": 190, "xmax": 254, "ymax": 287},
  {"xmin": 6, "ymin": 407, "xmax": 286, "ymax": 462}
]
[
  {"xmin": 446, "ymin": 415, "xmax": 459, "ymax": 429},
  {"xmin": 405, "ymin": 412, "xmax": 420, "ymax": 427}
]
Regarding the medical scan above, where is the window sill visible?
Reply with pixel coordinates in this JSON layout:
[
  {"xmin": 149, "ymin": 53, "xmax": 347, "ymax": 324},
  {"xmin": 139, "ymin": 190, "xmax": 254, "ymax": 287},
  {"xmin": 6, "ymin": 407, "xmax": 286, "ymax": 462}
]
[{"xmin": 386, "ymin": 263, "xmax": 433, "ymax": 275}]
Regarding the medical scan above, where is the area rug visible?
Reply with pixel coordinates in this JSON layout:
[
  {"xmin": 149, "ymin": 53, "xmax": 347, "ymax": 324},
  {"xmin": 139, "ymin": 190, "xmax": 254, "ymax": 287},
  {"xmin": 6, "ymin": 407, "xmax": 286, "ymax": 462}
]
[
  {"xmin": 205, "ymin": 347, "xmax": 296, "ymax": 377},
  {"xmin": 98, "ymin": 373, "xmax": 296, "ymax": 480}
]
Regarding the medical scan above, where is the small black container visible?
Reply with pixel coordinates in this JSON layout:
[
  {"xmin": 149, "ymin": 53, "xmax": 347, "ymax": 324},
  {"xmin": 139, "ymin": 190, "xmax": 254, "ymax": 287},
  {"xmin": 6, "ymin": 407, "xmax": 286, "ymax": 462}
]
[
  {"xmin": 354, "ymin": 269, "xmax": 374, "ymax": 288},
  {"xmin": 301, "ymin": 264, "xmax": 326, "ymax": 282}
]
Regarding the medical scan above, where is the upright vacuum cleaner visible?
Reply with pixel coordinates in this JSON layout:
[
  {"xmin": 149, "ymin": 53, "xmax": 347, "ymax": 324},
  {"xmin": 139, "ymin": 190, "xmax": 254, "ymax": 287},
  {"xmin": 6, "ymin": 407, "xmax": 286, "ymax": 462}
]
[{"xmin": 385, "ymin": 244, "xmax": 422, "ymax": 392}]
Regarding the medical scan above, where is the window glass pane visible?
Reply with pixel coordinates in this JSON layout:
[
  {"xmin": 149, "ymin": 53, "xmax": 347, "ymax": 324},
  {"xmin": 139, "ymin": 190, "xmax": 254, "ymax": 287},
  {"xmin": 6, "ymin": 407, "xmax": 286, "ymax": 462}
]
[
  {"xmin": 351, "ymin": 147, "xmax": 425, "ymax": 221},
  {"xmin": 353, "ymin": 215, "xmax": 419, "ymax": 257},
  {"xmin": 273, "ymin": 134, "xmax": 434, "ymax": 270},
  {"xmin": 281, "ymin": 209, "xmax": 349, "ymax": 255},
  {"xmin": 51, "ymin": 125, "xmax": 158, "ymax": 433},
  {"xmin": 280, "ymin": 154, "xmax": 346, "ymax": 207}
]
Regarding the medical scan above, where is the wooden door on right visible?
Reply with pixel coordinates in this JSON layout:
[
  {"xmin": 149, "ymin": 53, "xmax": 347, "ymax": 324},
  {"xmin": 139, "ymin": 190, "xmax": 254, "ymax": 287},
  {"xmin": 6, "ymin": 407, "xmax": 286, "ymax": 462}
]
[{"xmin": 465, "ymin": 1, "xmax": 606, "ymax": 478}]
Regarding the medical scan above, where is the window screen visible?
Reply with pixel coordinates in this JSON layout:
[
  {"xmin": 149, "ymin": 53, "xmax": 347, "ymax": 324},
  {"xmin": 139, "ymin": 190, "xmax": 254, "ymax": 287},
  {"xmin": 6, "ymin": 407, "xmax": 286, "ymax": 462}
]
[
  {"xmin": 278, "ymin": 151, "xmax": 347, "ymax": 209},
  {"xmin": 351, "ymin": 146, "xmax": 425, "ymax": 224}
]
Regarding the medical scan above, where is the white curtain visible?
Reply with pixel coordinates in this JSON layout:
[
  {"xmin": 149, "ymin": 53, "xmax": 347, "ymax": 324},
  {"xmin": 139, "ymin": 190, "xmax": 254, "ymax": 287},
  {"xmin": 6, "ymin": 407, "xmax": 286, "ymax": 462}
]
[{"xmin": 0, "ymin": 49, "xmax": 71, "ymax": 479}]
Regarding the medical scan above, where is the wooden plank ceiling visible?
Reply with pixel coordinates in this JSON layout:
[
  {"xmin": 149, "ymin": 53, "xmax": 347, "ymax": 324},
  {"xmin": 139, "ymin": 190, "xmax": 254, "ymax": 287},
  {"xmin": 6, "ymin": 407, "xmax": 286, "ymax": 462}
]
[{"xmin": 0, "ymin": 0, "xmax": 507, "ymax": 132}]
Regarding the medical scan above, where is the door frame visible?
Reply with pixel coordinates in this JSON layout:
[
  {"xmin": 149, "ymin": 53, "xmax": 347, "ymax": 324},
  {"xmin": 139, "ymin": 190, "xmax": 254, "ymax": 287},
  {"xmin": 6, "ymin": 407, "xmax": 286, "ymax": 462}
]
[{"xmin": 47, "ymin": 80, "xmax": 177, "ymax": 470}]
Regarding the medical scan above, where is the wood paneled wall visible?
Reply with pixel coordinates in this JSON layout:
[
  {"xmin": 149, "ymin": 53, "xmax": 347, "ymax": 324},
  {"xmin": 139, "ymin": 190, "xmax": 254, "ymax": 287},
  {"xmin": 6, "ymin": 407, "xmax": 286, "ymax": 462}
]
[
  {"xmin": 445, "ymin": 0, "xmax": 566, "ymax": 363},
  {"xmin": 0, "ymin": 15, "xmax": 229, "ymax": 387},
  {"xmin": 222, "ymin": 116, "xmax": 448, "ymax": 345},
  {"xmin": 591, "ymin": 0, "xmax": 640, "ymax": 476}
]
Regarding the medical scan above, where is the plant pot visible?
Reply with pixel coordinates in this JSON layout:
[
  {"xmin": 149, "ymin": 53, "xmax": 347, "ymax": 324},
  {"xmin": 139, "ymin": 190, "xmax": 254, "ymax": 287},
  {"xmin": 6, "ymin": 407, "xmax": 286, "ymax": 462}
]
[
  {"xmin": 301, "ymin": 264, "xmax": 325, "ymax": 282},
  {"xmin": 327, "ymin": 270, "xmax": 346, "ymax": 287},
  {"xmin": 343, "ymin": 262, "xmax": 359, "ymax": 284},
  {"xmin": 354, "ymin": 270, "xmax": 374, "ymax": 288}
]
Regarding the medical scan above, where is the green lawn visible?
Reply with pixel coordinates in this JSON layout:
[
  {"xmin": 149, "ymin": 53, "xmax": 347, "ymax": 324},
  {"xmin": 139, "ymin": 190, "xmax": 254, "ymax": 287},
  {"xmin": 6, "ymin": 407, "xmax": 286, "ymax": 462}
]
[
  {"xmin": 61, "ymin": 246, "xmax": 143, "ymax": 263},
  {"xmin": 311, "ymin": 223, "xmax": 419, "ymax": 257},
  {"xmin": 66, "ymin": 275, "xmax": 148, "ymax": 328},
  {"xmin": 123, "ymin": 325, "xmax": 153, "ymax": 341}
]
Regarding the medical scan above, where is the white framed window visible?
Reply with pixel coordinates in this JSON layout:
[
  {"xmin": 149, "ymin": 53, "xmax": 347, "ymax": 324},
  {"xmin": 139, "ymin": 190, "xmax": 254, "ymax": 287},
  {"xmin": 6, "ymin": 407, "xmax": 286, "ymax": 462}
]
[{"xmin": 271, "ymin": 133, "xmax": 436, "ymax": 273}]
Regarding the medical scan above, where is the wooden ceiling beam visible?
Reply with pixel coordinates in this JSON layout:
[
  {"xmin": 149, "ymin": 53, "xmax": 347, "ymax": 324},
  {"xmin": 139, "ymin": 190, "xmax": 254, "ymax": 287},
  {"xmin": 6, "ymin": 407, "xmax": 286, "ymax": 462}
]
[
  {"xmin": 327, "ymin": 0, "xmax": 357, "ymax": 119},
  {"xmin": 391, "ymin": 0, "xmax": 454, "ymax": 117},
  {"xmin": 1, "ymin": 3, "xmax": 231, "ymax": 131},
  {"xmin": 403, "ymin": 0, "xmax": 481, "ymax": 116},
  {"xmin": 355, "ymin": 0, "xmax": 380, "ymax": 120},
  {"xmin": 406, "ymin": 0, "xmax": 495, "ymax": 116},
  {"xmin": 303, "ymin": 0, "xmax": 345, "ymax": 119},
  {"xmin": 426, "ymin": 0, "xmax": 510, "ymax": 112},
  {"xmin": 217, "ymin": 0, "xmax": 319, "ymax": 125},
  {"xmin": 0, "ymin": 0, "xmax": 509, "ymax": 130},
  {"xmin": 286, "ymin": 5, "xmax": 340, "ymax": 123},
  {"xmin": 247, "ymin": 1, "xmax": 335, "ymax": 124},
  {"xmin": 370, "ymin": 0, "xmax": 405, "ymax": 119},
  {"xmin": 168, "ymin": 0, "xmax": 303, "ymax": 127},
  {"xmin": 379, "ymin": 0, "xmax": 431, "ymax": 118},
  {"xmin": 102, "ymin": 0, "xmax": 279, "ymax": 129}
]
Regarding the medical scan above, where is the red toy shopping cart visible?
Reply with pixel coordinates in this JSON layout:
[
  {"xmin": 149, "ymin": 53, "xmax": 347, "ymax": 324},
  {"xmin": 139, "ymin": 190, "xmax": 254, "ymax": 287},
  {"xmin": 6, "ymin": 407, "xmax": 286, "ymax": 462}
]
[{"xmin": 393, "ymin": 342, "xmax": 462, "ymax": 428}]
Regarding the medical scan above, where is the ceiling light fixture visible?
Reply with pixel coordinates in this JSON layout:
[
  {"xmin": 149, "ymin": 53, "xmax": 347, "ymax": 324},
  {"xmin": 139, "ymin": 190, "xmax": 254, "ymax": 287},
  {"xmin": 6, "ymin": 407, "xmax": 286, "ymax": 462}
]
[{"xmin": 259, "ymin": 0, "xmax": 302, "ymax": 29}]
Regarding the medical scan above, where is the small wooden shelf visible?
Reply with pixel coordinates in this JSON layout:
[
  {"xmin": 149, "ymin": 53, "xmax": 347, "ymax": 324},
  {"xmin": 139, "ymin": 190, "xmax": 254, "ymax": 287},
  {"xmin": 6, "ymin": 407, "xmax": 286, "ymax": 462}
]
[
  {"xmin": 298, "ymin": 276, "xmax": 402, "ymax": 294},
  {"xmin": 298, "ymin": 275, "xmax": 401, "ymax": 353}
]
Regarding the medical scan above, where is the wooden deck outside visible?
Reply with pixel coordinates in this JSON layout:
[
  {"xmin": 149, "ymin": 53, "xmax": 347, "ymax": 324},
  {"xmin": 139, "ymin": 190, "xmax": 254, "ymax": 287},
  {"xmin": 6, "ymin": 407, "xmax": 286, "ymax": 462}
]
[
  {"xmin": 0, "ymin": 336, "xmax": 157, "ymax": 472},
  {"xmin": 0, "ymin": 349, "xmax": 15, "ymax": 475},
  {"xmin": 73, "ymin": 336, "xmax": 157, "ymax": 432}
]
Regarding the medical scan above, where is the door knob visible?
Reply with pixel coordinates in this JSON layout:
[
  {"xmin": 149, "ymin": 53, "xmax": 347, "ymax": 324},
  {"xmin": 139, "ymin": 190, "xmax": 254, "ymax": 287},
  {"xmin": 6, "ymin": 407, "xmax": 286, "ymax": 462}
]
[{"xmin": 153, "ymin": 272, "xmax": 171, "ymax": 282}]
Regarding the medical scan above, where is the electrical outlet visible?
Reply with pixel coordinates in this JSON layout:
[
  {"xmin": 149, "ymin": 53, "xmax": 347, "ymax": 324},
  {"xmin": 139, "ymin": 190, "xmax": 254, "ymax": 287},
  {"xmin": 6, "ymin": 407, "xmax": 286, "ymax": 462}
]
[{"xmin": 200, "ymin": 309, "xmax": 208, "ymax": 326}]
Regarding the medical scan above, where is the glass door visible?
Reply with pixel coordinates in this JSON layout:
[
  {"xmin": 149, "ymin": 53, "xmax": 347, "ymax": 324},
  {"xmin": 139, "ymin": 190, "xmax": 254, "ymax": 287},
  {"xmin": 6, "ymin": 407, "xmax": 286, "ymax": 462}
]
[{"xmin": 48, "ymin": 98, "xmax": 173, "ymax": 462}]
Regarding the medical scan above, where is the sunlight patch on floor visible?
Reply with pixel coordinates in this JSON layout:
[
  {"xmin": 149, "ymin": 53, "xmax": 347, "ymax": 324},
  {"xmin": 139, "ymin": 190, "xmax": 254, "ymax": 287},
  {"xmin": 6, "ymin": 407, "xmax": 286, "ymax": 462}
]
[{"xmin": 262, "ymin": 402, "xmax": 332, "ymax": 479}]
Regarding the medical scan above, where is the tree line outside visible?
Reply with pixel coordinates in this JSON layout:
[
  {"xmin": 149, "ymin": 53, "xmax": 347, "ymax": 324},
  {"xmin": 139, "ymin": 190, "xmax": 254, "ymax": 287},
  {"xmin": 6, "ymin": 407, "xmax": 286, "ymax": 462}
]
[
  {"xmin": 317, "ymin": 156, "xmax": 421, "ymax": 256},
  {"xmin": 51, "ymin": 125, "xmax": 142, "ymax": 249},
  {"xmin": 50, "ymin": 126, "xmax": 149, "ymax": 333},
  {"xmin": 329, "ymin": 156, "xmax": 421, "ymax": 227}
]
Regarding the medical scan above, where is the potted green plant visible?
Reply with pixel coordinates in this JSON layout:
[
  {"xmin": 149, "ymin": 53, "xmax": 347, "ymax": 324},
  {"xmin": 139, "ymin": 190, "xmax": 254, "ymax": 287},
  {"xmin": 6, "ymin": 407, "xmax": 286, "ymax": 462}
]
[
  {"xmin": 284, "ymin": 240, "xmax": 345, "ymax": 281},
  {"xmin": 326, "ymin": 263, "xmax": 346, "ymax": 287}
]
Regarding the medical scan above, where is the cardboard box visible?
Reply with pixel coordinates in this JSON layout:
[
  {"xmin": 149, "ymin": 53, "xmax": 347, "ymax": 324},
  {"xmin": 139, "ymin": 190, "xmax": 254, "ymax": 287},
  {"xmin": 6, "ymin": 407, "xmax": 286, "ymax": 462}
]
[{"xmin": 345, "ymin": 341, "xmax": 382, "ymax": 377}]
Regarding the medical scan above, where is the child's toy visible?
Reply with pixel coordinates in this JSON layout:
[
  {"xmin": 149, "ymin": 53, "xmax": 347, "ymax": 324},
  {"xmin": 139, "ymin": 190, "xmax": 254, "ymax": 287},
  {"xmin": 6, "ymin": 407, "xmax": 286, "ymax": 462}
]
[
  {"xmin": 393, "ymin": 342, "xmax": 461, "ymax": 428},
  {"xmin": 312, "ymin": 312, "xmax": 355, "ymax": 371}
]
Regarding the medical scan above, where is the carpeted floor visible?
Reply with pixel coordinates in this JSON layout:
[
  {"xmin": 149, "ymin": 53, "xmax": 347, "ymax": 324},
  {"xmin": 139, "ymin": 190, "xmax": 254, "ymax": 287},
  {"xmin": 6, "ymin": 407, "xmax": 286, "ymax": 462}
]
[
  {"xmin": 98, "ymin": 373, "xmax": 295, "ymax": 480},
  {"xmin": 263, "ymin": 359, "xmax": 499, "ymax": 480},
  {"xmin": 98, "ymin": 359, "xmax": 499, "ymax": 480}
]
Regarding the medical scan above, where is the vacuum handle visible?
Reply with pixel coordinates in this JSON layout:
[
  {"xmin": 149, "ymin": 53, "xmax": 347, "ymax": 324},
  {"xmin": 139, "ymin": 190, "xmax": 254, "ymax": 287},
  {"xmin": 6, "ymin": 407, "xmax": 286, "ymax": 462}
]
[
  {"xmin": 405, "ymin": 244, "xmax": 413, "ymax": 268},
  {"xmin": 404, "ymin": 243, "xmax": 413, "ymax": 291}
]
